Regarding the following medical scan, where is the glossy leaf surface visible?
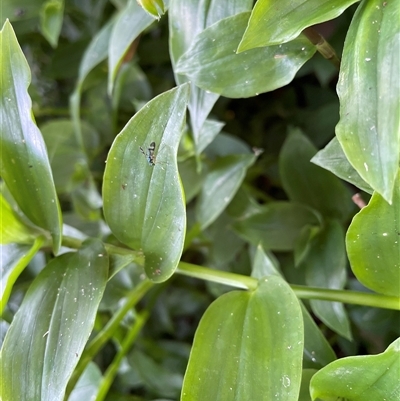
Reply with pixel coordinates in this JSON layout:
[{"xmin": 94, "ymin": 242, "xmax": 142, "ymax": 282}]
[
  {"xmin": 176, "ymin": 12, "xmax": 316, "ymax": 98},
  {"xmin": 280, "ymin": 129, "xmax": 354, "ymax": 222},
  {"xmin": 336, "ymin": 0, "xmax": 400, "ymax": 202},
  {"xmin": 0, "ymin": 20, "xmax": 62, "ymax": 252},
  {"xmin": 196, "ymin": 154, "xmax": 256, "ymax": 229},
  {"xmin": 103, "ymin": 84, "xmax": 189, "ymax": 282},
  {"xmin": 310, "ymin": 338, "xmax": 400, "ymax": 401},
  {"xmin": 346, "ymin": 171, "xmax": 400, "ymax": 297},
  {"xmin": 182, "ymin": 276, "xmax": 303, "ymax": 401},
  {"xmin": 238, "ymin": 0, "xmax": 359, "ymax": 50},
  {"xmin": 0, "ymin": 239, "xmax": 108, "ymax": 401}
]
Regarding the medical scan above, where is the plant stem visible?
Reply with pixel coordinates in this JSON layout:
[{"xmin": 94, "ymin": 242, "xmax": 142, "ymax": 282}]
[
  {"xmin": 177, "ymin": 262, "xmax": 400, "ymax": 310},
  {"xmin": 303, "ymin": 27, "xmax": 341, "ymax": 69}
]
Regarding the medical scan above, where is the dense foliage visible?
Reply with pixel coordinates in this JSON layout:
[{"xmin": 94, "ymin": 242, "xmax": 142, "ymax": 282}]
[{"xmin": 1, "ymin": 1, "xmax": 399, "ymax": 400}]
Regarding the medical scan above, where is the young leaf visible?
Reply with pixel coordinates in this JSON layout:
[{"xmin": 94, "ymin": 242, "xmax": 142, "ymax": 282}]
[
  {"xmin": 176, "ymin": 12, "xmax": 316, "ymax": 98},
  {"xmin": 336, "ymin": 0, "xmax": 400, "ymax": 203},
  {"xmin": 103, "ymin": 84, "xmax": 189, "ymax": 282},
  {"xmin": 0, "ymin": 20, "xmax": 62, "ymax": 252},
  {"xmin": 0, "ymin": 239, "xmax": 109, "ymax": 401},
  {"xmin": 182, "ymin": 276, "xmax": 304, "ymax": 401},
  {"xmin": 346, "ymin": 170, "xmax": 400, "ymax": 297}
]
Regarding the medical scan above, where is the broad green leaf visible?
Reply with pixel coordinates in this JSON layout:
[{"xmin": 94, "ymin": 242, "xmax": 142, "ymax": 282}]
[
  {"xmin": 253, "ymin": 245, "xmax": 336, "ymax": 369},
  {"xmin": 0, "ymin": 20, "xmax": 62, "ymax": 253},
  {"xmin": 103, "ymin": 84, "xmax": 189, "ymax": 282},
  {"xmin": 346, "ymin": 171, "xmax": 400, "ymax": 297},
  {"xmin": 336, "ymin": 0, "xmax": 400, "ymax": 203},
  {"xmin": 0, "ymin": 240, "xmax": 44, "ymax": 315},
  {"xmin": 108, "ymin": 0, "xmax": 155, "ymax": 95},
  {"xmin": 0, "ymin": 239, "xmax": 109, "ymax": 401},
  {"xmin": 169, "ymin": 0, "xmax": 252, "ymax": 149},
  {"xmin": 304, "ymin": 221, "xmax": 352, "ymax": 340},
  {"xmin": 238, "ymin": 0, "xmax": 359, "ymax": 50},
  {"xmin": 176, "ymin": 12, "xmax": 316, "ymax": 98},
  {"xmin": 0, "ymin": 0, "xmax": 43, "ymax": 25},
  {"xmin": 311, "ymin": 137, "xmax": 373, "ymax": 194},
  {"xmin": 182, "ymin": 276, "xmax": 304, "ymax": 401},
  {"xmin": 233, "ymin": 202, "xmax": 320, "ymax": 251},
  {"xmin": 39, "ymin": 0, "xmax": 64, "ymax": 47},
  {"xmin": 196, "ymin": 119, "xmax": 225, "ymax": 154},
  {"xmin": 310, "ymin": 338, "xmax": 400, "ymax": 401},
  {"xmin": 179, "ymin": 156, "xmax": 205, "ymax": 203},
  {"xmin": 280, "ymin": 129, "xmax": 354, "ymax": 222},
  {"xmin": 196, "ymin": 154, "xmax": 256, "ymax": 229},
  {"xmin": 68, "ymin": 362, "xmax": 102, "ymax": 401}
]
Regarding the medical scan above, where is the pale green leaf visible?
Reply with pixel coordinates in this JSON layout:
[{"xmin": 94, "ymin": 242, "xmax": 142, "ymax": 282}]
[{"xmin": 39, "ymin": 0, "xmax": 64, "ymax": 48}]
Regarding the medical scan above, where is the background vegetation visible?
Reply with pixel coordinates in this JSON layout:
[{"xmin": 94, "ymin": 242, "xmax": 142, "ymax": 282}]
[{"xmin": 1, "ymin": 1, "xmax": 399, "ymax": 400}]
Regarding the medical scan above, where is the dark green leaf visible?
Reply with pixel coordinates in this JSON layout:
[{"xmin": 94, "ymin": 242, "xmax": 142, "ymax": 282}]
[
  {"xmin": 176, "ymin": 12, "xmax": 316, "ymax": 98},
  {"xmin": 0, "ymin": 20, "xmax": 62, "ymax": 252},
  {"xmin": 182, "ymin": 276, "xmax": 303, "ymax": 401},
  {"xmin": 233, "ymin": 202, "xmax": 321, "ymax": 251},
  {"xmin": 0, "ymin": 239, "xmax": 109, "ymax": 401},
  {"xmin": 103, "ymin": 84, "xmax": 189, "ymax": 282},
  {"xmin": 196, "ymin": 154, "xmax": 256, "ymax": 229},
  {"xmin": 280, "ymin": 129, "xmax": 354, "ymax": 222}
]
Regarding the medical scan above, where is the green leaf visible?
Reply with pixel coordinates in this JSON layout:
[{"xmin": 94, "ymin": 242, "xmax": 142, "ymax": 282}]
[
  {"xmin": 0, "ymin": 240, "xmax": 44, "ymax": 315},
  {"xmin": 108, "ymin": 0, "xmax": 155, "ymax": 95},
  {"xmin": 336, "ymin": 0, "xmax": 400, "ymax": 203},
  {"xmin": 252, "ymin": 245, "xmax": 336, "ymax": 369},
  {"xmin": 299, "ymin": 369, "xmax": 317, "ymax": 401},
  {"xmin": 39, "ymin": 0, "xmax": 64, "ymax": 48},
  {"xmin": 68, "ymin": 362, "xmax": 102, "ymax": 401},
  {"xmin": 238, "ymin": 0, "xmax": 359, "ymax": 50},
  {"xmin": 233, "ymin": 202, "xmax": 320, "ymax": 251},
  {"xmin": 0, "ymin": 239, "xmax": 109, "ymax": 401},
  {"xmin": 182, "ymin": 276, "xmax": 304, "ymax": 401},
  {"xmin": 196, "ymin": 154, "xmax": 256, "ymax": 229},
  {"xmin": 304, "ymin": 221, "xmax": 352, "ymax": 340},
  {"xmin": 0, "ymin": 20, "xmax": 62, "ymax": 253},
  {"xmin": 103, "ymin": 84, "xmax": 189, "ymax": 282},
  {"xmin": 280, "ymin": 129, "xmax": 354, "ymax": 222},
  {"xmin": 346, "ymin": 171, "xmax": 400, "ymax": 297},
  {"xmin": 311, "ymin": 137, "xmax": 373, "ymax": 194},
  {"xmin": 176, "ymin": 12, "xmax": 316, "ymax": 98},
  {"xmin": 169, "ymin": 0, "xmax": 252, "ymax": 148},
  {"xmin": 310, "ymin": 338, "xmax": 400, "ymax": 401},
  {"xmin": 137, "ymin": 0, "xmax": 165, "ymax": 20}
]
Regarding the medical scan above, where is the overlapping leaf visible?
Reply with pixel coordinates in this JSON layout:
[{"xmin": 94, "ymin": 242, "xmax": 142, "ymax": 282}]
[
  {"xmin": 0, "ymin": 239, "xmax": 109, "ymax": 401},
  {"xmin": 176, "ymin": 12, "xmax": 316, "ymax": 98}
]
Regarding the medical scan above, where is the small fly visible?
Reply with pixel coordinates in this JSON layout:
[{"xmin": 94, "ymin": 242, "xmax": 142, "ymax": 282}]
[{"xmin": 140, "ymin": 141, "xmax": 165, "ymax": 167}]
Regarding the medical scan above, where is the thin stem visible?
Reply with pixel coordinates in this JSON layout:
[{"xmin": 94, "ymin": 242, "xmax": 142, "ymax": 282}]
[
  {"xmin": 303, "ymin": 27, "xmax": 341, "ymax": 69},
  {"xmin": 177, "ymin": 262, "xmax": 400, "ymax": 311},
  {"xmin": 95, "ymin": 310, "xmax": 149, "ymax": 401},
  {"xmin": 65, "ymin": 279, "xmax": 154, "ymax": 398}
]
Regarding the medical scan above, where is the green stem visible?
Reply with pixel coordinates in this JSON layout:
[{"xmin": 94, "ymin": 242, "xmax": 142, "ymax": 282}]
[
  {"xmin": 65, "ymin": 279, "xmax": 154, "ymax": 398},
  {"xmin": 94, "ymin": 310, "xmax": 150, "ymax": 401},
  {"xmin": 302, "ymin": 27, "xmax": 341, "ymax": 69},
  {"xmin": 177, "ymin": 262, "xmax": 400, "ymax": 310}
]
